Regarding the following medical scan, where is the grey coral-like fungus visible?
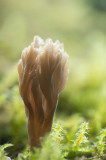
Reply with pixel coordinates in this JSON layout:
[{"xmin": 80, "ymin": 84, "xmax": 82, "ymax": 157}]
[{"xmin": 17, "ymin": 36, "xmax": 69, "ymax": 150}]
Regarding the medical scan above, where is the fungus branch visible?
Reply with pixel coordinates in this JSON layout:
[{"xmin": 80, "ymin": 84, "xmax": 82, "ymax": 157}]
[{"xmin": 17, "ymin": 36, "xmax": 69, "ymax": 149}]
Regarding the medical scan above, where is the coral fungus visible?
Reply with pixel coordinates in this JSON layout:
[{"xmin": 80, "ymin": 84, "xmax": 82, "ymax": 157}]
[{"xmin": 18, "ymin": 36, "xmax": 69, "ymax": 149}]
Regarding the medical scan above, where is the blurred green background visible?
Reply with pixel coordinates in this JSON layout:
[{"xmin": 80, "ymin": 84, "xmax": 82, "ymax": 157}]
[{"xmin": 0, "ymin": 0, "xmax": 106, "ymax": 157}]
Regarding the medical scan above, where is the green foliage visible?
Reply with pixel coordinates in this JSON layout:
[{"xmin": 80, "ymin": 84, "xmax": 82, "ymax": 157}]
[
  {"xmin": 0, "ymin": 122, "xmax": 106, "ymax": 160},
  {"xmin": 0, "ymin": 144, "xmax": 13, "ymax": 160},
  {"xmin": 17, "ymin": 146, "xmax": 30, "ymax": 160},
  {"xmin": 96, "ymin": 129, "xmax": 106, "ymax": 157},
  {"xmin": 0, "ymin": 86, "xmax": 27, "ymax": 153},
  {"xmin": 73, "ymin": 122, "xmax": 89, "ymax": 151},
  {"xmin": 30, "ymin": 123, "xmax": 67, "ymax": 160}
]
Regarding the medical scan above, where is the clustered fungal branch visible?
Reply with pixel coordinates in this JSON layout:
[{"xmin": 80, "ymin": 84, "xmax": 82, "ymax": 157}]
[{"xmin": 17, "ymin": 36, "xmax": 69, "ymax": 149}]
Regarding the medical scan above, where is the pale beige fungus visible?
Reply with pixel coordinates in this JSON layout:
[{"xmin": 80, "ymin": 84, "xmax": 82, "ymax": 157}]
[{"xmin": 17, "ymin": 36, "xmax": 69, "ymax": 149}]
